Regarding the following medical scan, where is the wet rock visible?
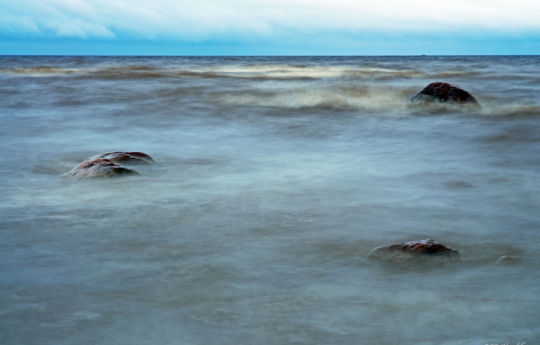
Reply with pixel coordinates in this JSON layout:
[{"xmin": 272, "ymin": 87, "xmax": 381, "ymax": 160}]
[
  {"xmin": 405, "ymin": 82, "xmax": 480, "ymax": 109},
  {"xmin": 64, "ymin": 158, "xmax": 138, "ymax": 178},
  {"xmin": 368, "ymin": 239, "xmax": 460, "ymax": 263},
  {"xmin": 64, "ymin": 151, "xmax": 154, "ymax": 178},
  {"xmin": 96, "ymin": 151, "xmax": 154, "ymax": 164}
]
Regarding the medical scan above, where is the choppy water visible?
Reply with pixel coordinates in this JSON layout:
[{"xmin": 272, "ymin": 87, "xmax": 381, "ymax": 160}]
[{"xmin": 1, "ymin": 56, "xmax": 539, "ymax": 345}]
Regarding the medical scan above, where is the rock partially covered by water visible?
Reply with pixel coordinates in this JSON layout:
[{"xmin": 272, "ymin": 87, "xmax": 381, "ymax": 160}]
[
  {"xmin": 64, "ymin": 152, "xmax": 154, "ymax": 178},
  {"xmin": 368, "ymin": 239, "xmax": 460, "ymax": 263},
  {"xmin": 97, "ymin": 151, "xmax": 154, "ymax": 164},
  {"xmin": 65, "ymin": 158, "xmax": 138, "ymax": 178},
  {"xmin": 405, "ymin": 82, "xmax": 480, "ymax": 109}
]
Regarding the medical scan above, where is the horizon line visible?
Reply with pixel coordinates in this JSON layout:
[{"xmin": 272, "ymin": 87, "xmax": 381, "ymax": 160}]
[{"xmin": 2, "ymin": 54, "xmax": 540, "ymax": 57}]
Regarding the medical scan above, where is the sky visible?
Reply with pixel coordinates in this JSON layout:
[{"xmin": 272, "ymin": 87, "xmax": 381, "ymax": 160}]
[{"xmin": 1, "ymin": 0, "xmax": 540, "ymax": 55}]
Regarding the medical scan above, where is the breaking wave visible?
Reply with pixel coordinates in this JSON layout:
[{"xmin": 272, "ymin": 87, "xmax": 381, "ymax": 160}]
[
  {"xmin": 213, "ymin": 87, "xmax": 540, "ymax": 116},
  {"xmin": 481, "ymin": 104, "xmax": 540, "ymax": 117},
  {"xmin": 214, "ymin": 85, "xmax": 417, "ymax": 112},
  {"xmin": 1, "ymin": 64, "xmax": 430, "ymax": 80},
  {"xmin": 2, "ymin": 66, "xmax": 81, "ymax": 76},
  {"xmin": 2, "ymin": 57, "xmax": 538, "ymax": 117}
]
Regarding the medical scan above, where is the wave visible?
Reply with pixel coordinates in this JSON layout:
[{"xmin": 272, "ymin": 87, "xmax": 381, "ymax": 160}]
[
  {"xmin": 2, "ymin": 66, "xmax": 81, "ymax": 76},
  {"xmin": 0, "ymin": 65, "xmax": 165, "ymax": 78},
  {"xmin": 214, "ymin": 85, "xmax": 418, "ymax": 112},
  {"xmin": 200, "ymin": 65, "xmax": 427, "ymax": 79},
  {"xmin": 480, "ymin": 104, "xmax": 540, "ymax": 117},
  {"xmin": 1, "ymin": 64, "xmax": 428, "ymax": 80},
  {"xmin": 86, "ymin": 65, "xmax": 169, "ymax": 79},
  {"xmin": 0, "ymin": 63, "xmax": 506, "ymax": 82},
  {"xmin": 3, "ymin": 60, "xmax": 538, "ymax": 116},
  {"xmin": 213, "ymin": 84, "xmax": 540, "ymax": 115},
  {"xmin": 434, "ymin": 70, "xmax": 481, "ymax": 77}
]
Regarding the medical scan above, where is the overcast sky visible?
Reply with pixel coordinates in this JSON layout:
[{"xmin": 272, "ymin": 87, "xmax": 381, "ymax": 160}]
[{"xmin": 1, "ymin": 0, "xmax": 540, "ymax": 55}]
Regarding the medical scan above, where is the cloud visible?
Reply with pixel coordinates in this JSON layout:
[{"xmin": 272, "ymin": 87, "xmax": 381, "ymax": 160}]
[{"xmin": 1, "ymin": 0, "xmax": 540, "ymax": 40}]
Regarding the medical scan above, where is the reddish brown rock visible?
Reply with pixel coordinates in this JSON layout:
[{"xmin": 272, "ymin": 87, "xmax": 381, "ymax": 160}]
[
  {"xmin": 64, "ymin": 158, "xmax": 137, "ymax": 178},
  {"xmin": 368, "ymin": 239, "xmax": 460, "ymax": 263},
  {"xmin": 96, "ymin": 151, "xmax": 154, "ymax": 164},
  {"xmin": 64, "ymin": 152, "xmax": 154, "ymax": 178},
  {"xmin": 406, "ymin": 82, "xmax": 480, "ymax": 108}
]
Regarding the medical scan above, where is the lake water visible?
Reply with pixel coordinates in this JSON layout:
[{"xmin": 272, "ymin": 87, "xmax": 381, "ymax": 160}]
[{"xmin": 1, "ymin": 56, "xmax": 539, "ymax": 345}]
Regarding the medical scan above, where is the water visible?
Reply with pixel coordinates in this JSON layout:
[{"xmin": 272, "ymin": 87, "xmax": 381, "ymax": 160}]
[{"xmin": 1, "ymin": 56, "xmax": 539, "ymax": 345}]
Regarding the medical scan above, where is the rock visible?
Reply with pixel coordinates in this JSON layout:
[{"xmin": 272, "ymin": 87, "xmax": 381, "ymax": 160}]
[
  {"xmin": 405, "ymin": 82, "xmax": 480, "ymax": 109},
  {"xmin": 96, "ymin": 151, "xmax": 154, "ymax": 164},
  {"xmin": 64, "ymin": 158, "xmax": 138, "ymax": 178},
  {"xmin": 64, "ymin": 151, "xmax": 153, "ymax": 178},
  {"xmin": 368, "ymin": 239, "xmax": 460, "ymax": 263}
]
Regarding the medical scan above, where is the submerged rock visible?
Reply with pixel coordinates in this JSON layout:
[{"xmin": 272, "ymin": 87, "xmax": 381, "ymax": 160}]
[
  {"xmin": 96, "ymin": 151, "xmax": 154, "ymax": 164},
  {"xmin": 368, "ymin": 239, "xmax": 460, "ymax": 263},
  {"xmin": 65, "ymin": 158, "xmax": 138, "ymax": 178},
  {"xmin": 405, "ymin": 82, "xmax": 480, "ymax": 109}
]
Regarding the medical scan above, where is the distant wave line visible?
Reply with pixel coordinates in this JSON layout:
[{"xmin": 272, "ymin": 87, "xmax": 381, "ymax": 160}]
[{"xmin": 1, "ymin": 64, "xmax": 483, "ymax": 80}]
